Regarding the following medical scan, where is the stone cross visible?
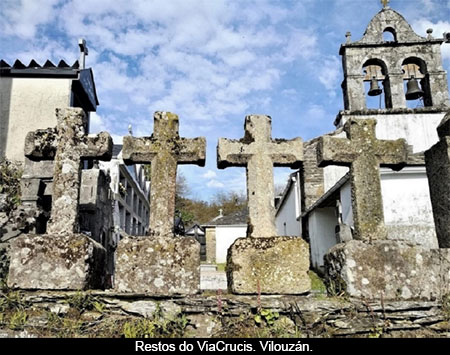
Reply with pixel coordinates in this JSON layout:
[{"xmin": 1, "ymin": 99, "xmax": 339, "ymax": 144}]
[
  {"xmin": 425, "ymin": 111, "xmax": 450, "ymax": 248},
  {"xmin": 122, "ymin": 112, "xmax": 206, "ymax": 237},
  {"xmin": 317, "ymin": 118, "xmax": 407, "ymax": 241},
  {"xmin": 24, "ymin": 108, "xmax": 112, "ymax": 234},
  {"xmin": 217, "ymin": 115, "xmax": 303, "ymax": 238}
]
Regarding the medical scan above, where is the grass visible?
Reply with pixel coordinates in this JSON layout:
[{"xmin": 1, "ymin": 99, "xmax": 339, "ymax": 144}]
[{"xmin": 308, "ymin": 270, "xmax": 327, "ymax": 294}]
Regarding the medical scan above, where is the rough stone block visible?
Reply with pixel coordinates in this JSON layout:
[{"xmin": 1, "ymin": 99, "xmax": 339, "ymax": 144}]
[
  {"xmin": 7, "ymin": 233, "xmax": 106, "ymax": 290},
  {"xmin": 226, "ymin": 236, "xmax": 311, "ymax": 295},
  {"xmin": 114, "ymin": 235, "xmax": 200, "ymax": 295},
  {"xmin": 325, "ymin": 240, "xmax": 450, "ymax": 300}
]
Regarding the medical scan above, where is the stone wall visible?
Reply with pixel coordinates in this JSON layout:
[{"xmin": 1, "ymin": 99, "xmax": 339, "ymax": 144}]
[
  {"xmin": 1, "ymin": 290, "xmax": 449, "ymax": 338},
  {"xmin": 300, "ymin": 138, "xmax": 324, "ymax": 212}
]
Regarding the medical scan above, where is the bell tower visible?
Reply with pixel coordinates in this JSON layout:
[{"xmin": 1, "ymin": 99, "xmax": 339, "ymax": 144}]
[{"xmin": 336, "ymin": 3, "xmax": 450, "ymax": 153}]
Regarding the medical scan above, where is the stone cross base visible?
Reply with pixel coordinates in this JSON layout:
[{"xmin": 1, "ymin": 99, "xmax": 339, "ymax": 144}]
[
  {"xmin": 7, "ymin": 234, "xmax": 106, "ymax": 290},
  {"xmin": 226, "ymin": 236, "xmax": 311, "ymax": 295},
  {"xmin": 325, "ymin": 240, "xmax": 450, "ymax": 300},
  {"xmin": 114, "ymin": 236, "xmax": 200, "ymax": 295}
]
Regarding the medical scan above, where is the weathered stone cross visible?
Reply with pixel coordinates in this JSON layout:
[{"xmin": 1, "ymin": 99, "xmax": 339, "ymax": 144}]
[
  {"xmin": 122, "ymin": 112, "xmax": 206, "ymax": 236},
  {"xmin": 317, "ymin": 118, "xmax": 407, "ymax": 241},
  {"xmin": 24, "ymin": 107, "xmax": 113, "ymax": 234},
  {"xmin": 217, "ymin": 115, "xmax": 303, "ymax": 238},
  {"xmin": 425, "ymin": 111, "xmax": 450, "ymax": 248}
]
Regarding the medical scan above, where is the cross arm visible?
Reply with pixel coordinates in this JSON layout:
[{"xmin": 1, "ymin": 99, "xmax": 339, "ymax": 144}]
[
  {"xmin": 82, "ymin": 131, "xmax": 113, "ymax": 161},
  {"xmin": 121, "ymin": 136, "xmax": 158, "ymax": 164},
  {"xmin": 271, "ymin": 138, "xmax": 303, "ymax": 168},
  {"xmin": 217, "ymin": 138, "xmax": 250, "ymax": 169},
  {"xmin": 317, "ymin": 136, "xmax": 357, "ymax": 168},
  {"xmin": 377, "ymin": 138, "xmax": 408, "ymax": 171},
  {"xmin": 24, "ymin": 127, "xmax": 58, "ymax": 160},
  {"xmin": 177, "ymin": 137, "xmax": 206, "ymax": 166}
]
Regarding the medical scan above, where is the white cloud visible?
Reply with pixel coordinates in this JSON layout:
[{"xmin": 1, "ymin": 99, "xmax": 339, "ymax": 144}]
[
  {"xmin": 202, "ymin": 170, "xmax": 217, "ymax": 179},
  {"xmin": 1, "ymin": 0, "xmax": 59, "ymax": 38},
  {"xmin": 207, "ymin": 180, "xmax": 225, "ymax": 188},
  {"xmin": 318, "ymin": 56, "xmax": 342, "ymax": 95}
]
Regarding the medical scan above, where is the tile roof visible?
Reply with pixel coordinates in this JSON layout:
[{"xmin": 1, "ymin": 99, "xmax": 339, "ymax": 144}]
[
  {"xmin": 204, "ymin": 208, "xmax": 248, "ymax": 226},
  {"xmin": 0, "ymin": 59, "xmax": 80, "ymax": 69}
]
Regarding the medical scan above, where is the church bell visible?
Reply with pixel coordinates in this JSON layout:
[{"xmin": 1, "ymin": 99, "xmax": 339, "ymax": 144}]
[
  {"xmin": 367, "ymin": 76, "xmax": 382, "ymax": 96},
  {"xmin": 405, "ymin": 75, "xmax": 424, "ymax": 100}
]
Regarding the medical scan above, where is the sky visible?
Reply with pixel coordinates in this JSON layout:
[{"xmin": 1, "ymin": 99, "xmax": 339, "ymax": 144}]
[{"xmin": 1, "ymin": 0, "xmax": 449, "ymax": 202}]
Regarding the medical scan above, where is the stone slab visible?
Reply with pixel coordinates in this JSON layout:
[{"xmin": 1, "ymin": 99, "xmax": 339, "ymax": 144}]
[
  {"xmin": 7, "ymin": 233, "xmax": 106, "ymax": 290},
  {"xmin": 226, "ymin": 236, "xmax": 311, "ymax": 294},
  {"xmin": 114, "ymin": 235, "xmax": 200, "ymax": 295},
  {"xmin": 200, "ymin": 270, "xmax": 227, "ymax": 290},
  {"xmin": 324, "ymin": 240, "xmax": 450, "ymax": 300}
]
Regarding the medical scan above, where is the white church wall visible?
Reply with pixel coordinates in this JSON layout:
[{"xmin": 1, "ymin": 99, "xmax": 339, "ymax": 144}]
[
  {"xmin": 338, "ymin": 167, "xmax": 438, "ymax": 248},
  {"xmin": 215, "ymin": 225, "xmax": 247, "ymax": 264},
  {"xmin": 275, "ymin": 177, "xmax": 301, "ymax": 237},
  {"xmin": 309, "ymin": 207, "xmax": 337, "ymax": 272},
  {"xmin": 375, "ymin": 113, "xmax": 444, "ymax": 153},
  {"xmin": 380, "ymin": 167, "xmax": 438, "ymax": 248}
]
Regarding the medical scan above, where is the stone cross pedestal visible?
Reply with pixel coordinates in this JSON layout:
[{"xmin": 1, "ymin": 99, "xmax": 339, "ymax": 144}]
[
  {"xmin": 317, "ymin": 118, "xmax": 407, "ymax": 241},
  {"xmin": 114, "ymin": 112, "xmax": 205, "ymax": 295},
  {"xmin": 217, "ymin": 115, "xmax": 310, "ymax": 294},
  {"xmin": 8, "ymin": 108, "xmax": 113, "ymax": 290},
  {"xmin": 425, "ymin": 111, "xmax": 450, "ymax": 248}
]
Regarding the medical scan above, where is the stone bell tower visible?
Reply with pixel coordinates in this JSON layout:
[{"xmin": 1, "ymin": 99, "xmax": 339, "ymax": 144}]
[{"xmin": 336, "ymin": 4, "xmax": 449, "ymax": 154}]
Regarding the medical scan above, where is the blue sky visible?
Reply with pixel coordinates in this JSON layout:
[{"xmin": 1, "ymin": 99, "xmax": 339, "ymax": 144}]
[{"xmin": 1, "ymin": 0, "xmax": 449, "ymax": 201}]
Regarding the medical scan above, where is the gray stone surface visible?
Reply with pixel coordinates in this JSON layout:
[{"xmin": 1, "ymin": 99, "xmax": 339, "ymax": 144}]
[
  {"xmin": 226, "ymin": 236, "xmax": 310, "ymax": 295},
  {"xmin": 217, "ymin": 115, "xmax": 303, "ymax": 238},
  {"xmin": 200, "ymin": 269, "xmax": 227, "ymax": 290},
  {"xmin": 0, "ymin": 194, "xmax": 8, "ymax": 212},
  {"xmin": 114, "ymin": 235, "xmax": 200, "ymax": 295},
  {"xmin": 324, "ymin": 240, "xmax": 450, "ymax": 300},
  {"xmin": 122, "ymin": 112, "xmax": 205, "ymax": 237},
  {"xmin": 7, "ymin": 233, "xmax": 106, "ymax": 290},
  {"xmin": 425, "ymin": 110, "xmax": 450, "ymax": 248},
  {"xmin": 318, "ymin": 118, "xmax": 407, "ymax": 241}
]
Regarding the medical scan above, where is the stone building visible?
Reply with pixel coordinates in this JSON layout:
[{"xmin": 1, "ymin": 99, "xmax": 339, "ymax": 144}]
[{"xmin": 275, "ymin": 6, "xmax": 449, "ymax": 272}]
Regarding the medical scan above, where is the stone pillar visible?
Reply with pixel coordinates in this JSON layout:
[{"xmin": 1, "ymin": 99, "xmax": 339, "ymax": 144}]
[
  {"xmin": 388, "ymin": 73, "xmax": 407, "ymax": 108},
  {"xmin": 425, "ymin": 111, "xmax": 450, "ymax": 248},
  {"xmin": 205, "ymin": 227, "xmax": 216, "ymax": 264},
  {"xmin": 345, "ymin": 76, "xmax": 366, "ymax": 111}
]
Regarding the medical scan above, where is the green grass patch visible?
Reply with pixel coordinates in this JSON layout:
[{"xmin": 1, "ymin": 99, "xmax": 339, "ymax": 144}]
[{"xmin": 308, "ymin": 271, "xmax": 327, "ymax": 294}]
